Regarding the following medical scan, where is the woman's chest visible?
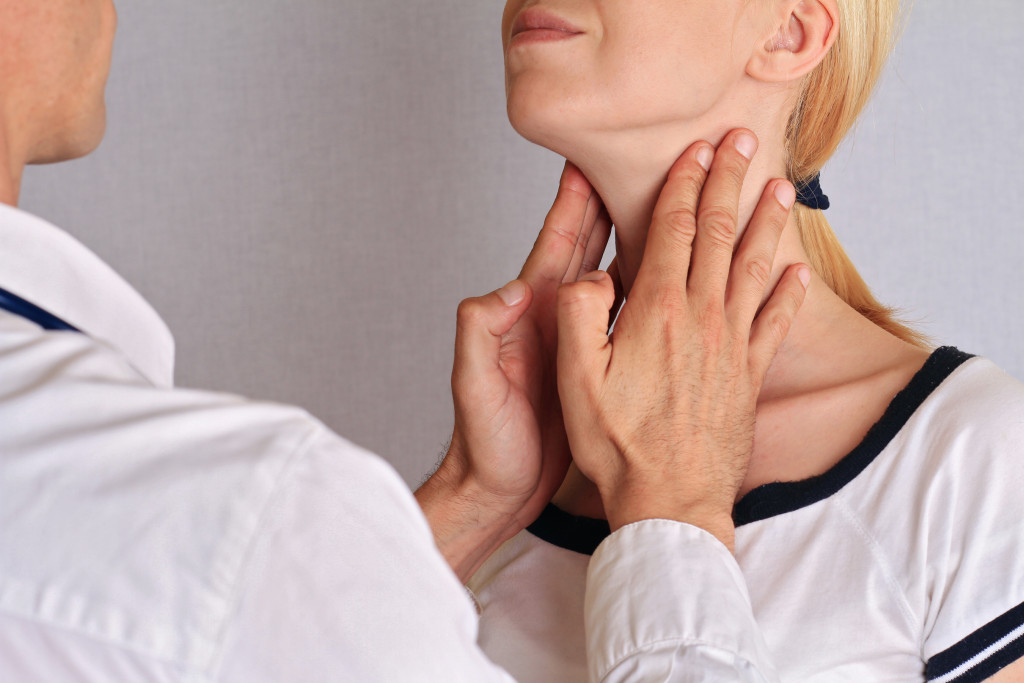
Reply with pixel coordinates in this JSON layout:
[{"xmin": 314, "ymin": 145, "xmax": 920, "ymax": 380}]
[{"xmin": 470, "ymin": 519, "xmax": 926, "ymax": 683}]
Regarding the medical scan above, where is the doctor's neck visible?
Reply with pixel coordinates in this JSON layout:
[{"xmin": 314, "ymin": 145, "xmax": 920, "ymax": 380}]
[{"xmin": 0, "ymin": 123, "xmax": 24, "ymax": 207}]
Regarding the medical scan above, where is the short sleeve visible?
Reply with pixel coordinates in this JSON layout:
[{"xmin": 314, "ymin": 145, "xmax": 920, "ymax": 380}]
[{"xmin": 920, "ymin": 363, "xmax": 1024, "ymax": 683}]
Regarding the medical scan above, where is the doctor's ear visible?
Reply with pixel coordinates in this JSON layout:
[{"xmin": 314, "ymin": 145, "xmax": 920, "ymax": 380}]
[{"xmin": 747, "ymin": 0, "xmax": 839, "ymax": 83}]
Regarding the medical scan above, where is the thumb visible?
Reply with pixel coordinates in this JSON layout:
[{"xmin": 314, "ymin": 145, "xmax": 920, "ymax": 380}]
[
  {"xmin": 453, "ymin": 280, "xmax": 533, "ymax": 387},
  {"xmin": 556, "ymin": 271, "xmax": 615, "ymax": 397}
]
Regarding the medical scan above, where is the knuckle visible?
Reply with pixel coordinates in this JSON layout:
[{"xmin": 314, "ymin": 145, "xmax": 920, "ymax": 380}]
[
  {"xmin": 785, "ymin": 287, "xmax": 806, "ymax": 313},
  {"xmin": 767, "ymin": 312, "xmax": 793, "ymax": 343},
  {"xmin": 697, "ymin": 207, "xmax": 738, "ymax": 247},
  {"xmin": 766, "ymin": 206, "xmax": 789, "ymax": 235},
  {"xmin": 680, "ymin": 173, "xmax": 706, "ymax": 202},
  {"xmin": 668, "ymin": 163, "xmax": 706, "ymax": 196},
  {"xmin": 696, "ymin": 297, "xmax": 724, "ymax": 323},
  {"xmin": 653, "ymin": 288, "xmax": 686, "ymax": 319},
  {"xmin": 456, "ymin": 298, "xmax": 486, "ymax": 326},
  {"xmin": 743, "ymin": 256, "xmax": 772, "ymax": 289},
  {"xmin": 695, "ymin": 301, "xmax": 726, "ymax": 341},
  {"xmin": 720, "ymin": 156, "xmax": 749, "ymax": 185},
  {"xmin": 558, "ymin": 281, "xmax": 593, "ymax": 310},
  {"xmin": 659, "ymin": 208, "xmax": 699, "ymax": 244},
  {"xmin": 539, "ymin": 224, "xmax": 579, "ymax": 254}
]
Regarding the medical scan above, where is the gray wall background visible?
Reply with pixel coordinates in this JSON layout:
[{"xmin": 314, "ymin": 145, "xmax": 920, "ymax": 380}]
[{"xmin": 20, "ymin": 1, "xmax": 1024, "ymax": 487}]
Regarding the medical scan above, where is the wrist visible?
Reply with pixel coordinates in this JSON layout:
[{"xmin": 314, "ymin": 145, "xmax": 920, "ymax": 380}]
[
  {"xmin": 415, "ymin": 441, "xmax": 523, "ymax": 581},
  {"xmin": 601, "ymin": 483, "xmax": 737, "ymax": 553}
]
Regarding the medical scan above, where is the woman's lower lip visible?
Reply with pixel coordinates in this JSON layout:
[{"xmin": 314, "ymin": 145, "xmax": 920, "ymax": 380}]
[{"xmin": 509, "ymin": 29, "xmax": 582, "ymax": 48}]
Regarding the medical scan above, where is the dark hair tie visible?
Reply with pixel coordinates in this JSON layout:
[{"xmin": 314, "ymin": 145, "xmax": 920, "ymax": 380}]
[{"xmin": 795, "ymin": 173, "xmax": 830, "ymax": 210}]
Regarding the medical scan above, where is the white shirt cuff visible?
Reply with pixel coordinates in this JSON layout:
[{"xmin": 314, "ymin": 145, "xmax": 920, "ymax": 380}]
[{"xmin": 584, "ymin": 519, "xmax": 779, "ymax": 682}]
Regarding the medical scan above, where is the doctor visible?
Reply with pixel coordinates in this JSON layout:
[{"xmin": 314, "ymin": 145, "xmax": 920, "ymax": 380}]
[{"xmin": 0, "ymin": 1, "xmax": 807, "ymax": 681}]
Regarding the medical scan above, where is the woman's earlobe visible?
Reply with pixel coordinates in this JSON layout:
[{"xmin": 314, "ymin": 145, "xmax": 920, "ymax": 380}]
[{"xmin": 747, "ymin": 0, "xmax": 839, "ymax": 83}]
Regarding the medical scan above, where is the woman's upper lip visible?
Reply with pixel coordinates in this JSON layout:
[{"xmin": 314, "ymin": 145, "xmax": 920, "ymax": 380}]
[{"xmin": 510, "ymin": 8, "xmax": 583, "ymax": 39}]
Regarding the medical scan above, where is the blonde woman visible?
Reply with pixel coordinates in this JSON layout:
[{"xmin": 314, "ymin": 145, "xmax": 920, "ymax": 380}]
[{"xmin": 463, "ymin": 1, "xmax": 1024, "ymax": 681}]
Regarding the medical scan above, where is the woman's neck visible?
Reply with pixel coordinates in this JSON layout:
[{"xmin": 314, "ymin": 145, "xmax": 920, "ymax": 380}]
[
  {"xmin": 568, "ymin": 135, "xmax": 918, "ymax": 398},
  {"xmin": 550, "ymin": 133, "xmax": 933, "ymax": 519},
  {"xmin": 570, "ymin": 128, "xmax": 794, "ymax": 296}
]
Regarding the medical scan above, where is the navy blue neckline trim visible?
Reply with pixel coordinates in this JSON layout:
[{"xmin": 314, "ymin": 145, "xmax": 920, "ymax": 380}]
[
  {"xmin": 926, "ymin": 601, "xmax": 1024, "ymax": 681},
  {"xmin": 732, "ymin": 346, "xmax": 973, "ymax": 526},
  {"xmin": 527, "ymin": 346, "xmax": 974, "ymax": 555},
  {"xmin": 0, "ymin": 286, "xmax": 80, "ymax": 332},
  {"xmin": 526, "ymin": 501, "xmax": 612, "ymax": 556}
]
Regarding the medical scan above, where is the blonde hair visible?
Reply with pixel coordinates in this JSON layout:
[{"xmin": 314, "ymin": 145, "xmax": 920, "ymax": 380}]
[{"xmin": 786, "ymin": 0, "xmax": 928, "ymax": 346}]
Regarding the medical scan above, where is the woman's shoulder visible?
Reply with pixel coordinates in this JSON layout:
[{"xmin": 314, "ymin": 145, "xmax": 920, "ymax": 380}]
[
  {"xmin": 850, "ymin": 348, "xmax": 1024, "ymax": 517},
  {"xmin": 905, "ymin": 351, "xmax": 1024, "ymax": 453}
]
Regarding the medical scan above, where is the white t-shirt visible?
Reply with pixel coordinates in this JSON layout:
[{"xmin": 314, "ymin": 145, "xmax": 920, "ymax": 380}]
[
  {"xmin": 469, "ymin": 348, "xmax": 1024, "ymax": 682},
  {"xmin": 0, "ymin": 202, "xmax": 780, "ymax": 682}
]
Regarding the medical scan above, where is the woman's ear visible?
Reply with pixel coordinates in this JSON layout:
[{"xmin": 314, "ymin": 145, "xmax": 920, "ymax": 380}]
[{"xmin": 747, "ymin": 0, "xmax": 839, "ymax": 83}]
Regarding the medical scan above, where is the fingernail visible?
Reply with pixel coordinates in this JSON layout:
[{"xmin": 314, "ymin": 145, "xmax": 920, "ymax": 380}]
[
  {"xmin": 580, "ymin": 270, "xmax": 606, "ymax": 283},
  {"xmin": 774, "ymin": 181, "xmax": 796, "ymax": 209},
  {"xmin": 797, "ymin": 266, "xmax": 811, "ymax": 288},
  {"xmin": 497, "ymin": 280, "xmax": 527, "ymax": 306},
  {"xmin": 696, "ymin": 145, "xmax": 713, "ymax": 171},
  {"xmin": 735, "ymin": 132, "xmax": 758, "ymax": 160}
]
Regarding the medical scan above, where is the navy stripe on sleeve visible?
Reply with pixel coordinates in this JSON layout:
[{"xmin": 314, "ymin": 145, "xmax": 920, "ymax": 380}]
[{"xmin": 926, "ymin": 601, "xmax": 1024, "ymax": 682}]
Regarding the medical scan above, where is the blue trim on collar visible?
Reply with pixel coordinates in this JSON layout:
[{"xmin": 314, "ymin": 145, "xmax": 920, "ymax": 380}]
[
  {"xmin": 732, "ymin": 346, "xmax": 972, "ymax": 526},
  {"xmin": 0, "ymin": 286, "xmax": 81, "ymax": 332}
]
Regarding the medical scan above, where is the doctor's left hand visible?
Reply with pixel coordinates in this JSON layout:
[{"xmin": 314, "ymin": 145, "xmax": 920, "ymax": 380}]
[{"xmin": 416, "ymin": 163, "xmax": 613, "ymax": 582}]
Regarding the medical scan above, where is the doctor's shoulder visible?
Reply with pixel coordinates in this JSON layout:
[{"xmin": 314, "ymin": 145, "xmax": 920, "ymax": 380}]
[{"xmin": 0, "ymin": 322, "xmax": 457, "ymax": 681}]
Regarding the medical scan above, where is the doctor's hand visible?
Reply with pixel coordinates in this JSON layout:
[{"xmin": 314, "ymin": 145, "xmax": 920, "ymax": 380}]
[
  {"xmin": 556, "ymin": 132, "xmax": 809, "ymax": 552},
  {"xmin": 416, "ymin": 162, "xmax": 614, "ymax": 581}
]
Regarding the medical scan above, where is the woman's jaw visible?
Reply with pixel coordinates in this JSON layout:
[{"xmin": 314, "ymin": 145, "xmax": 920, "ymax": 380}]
[
  {"xmin": 510, "ymin": 95, "xmax": 803, "ymax": 296},
  {"xmin": 501, "ymin": 0, "xmax": 840, "ymax": 295}
]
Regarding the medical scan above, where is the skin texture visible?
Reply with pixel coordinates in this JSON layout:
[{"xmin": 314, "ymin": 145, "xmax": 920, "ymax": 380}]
[
  {"xmin": 557, "ymin": 134, "xmax": 810, "ymax": 549},
  {"xmin": 0, "ymin": 0, "xmax": 116, "ymax": 205},
  {"xmin": 416, "ymin": 162, "xmax": 611, "ymax": 580},
  {"xmin": 419, "ymin": 133, "xmax": 809, "ymax": 571},
  {"xmin": 480, "ymin": 4, "xmax": 1024, "ymax": 678},
  {"xmin": 500, "ymin": 0, "xmax": 808, "ymax": 292},
  {"xmin": 497, "ymin": 0, "xmax": 938, "ymax": 520},
  {"xmin": 1, "ymin": 3, "xmax": 1019, "ymax": 679}
]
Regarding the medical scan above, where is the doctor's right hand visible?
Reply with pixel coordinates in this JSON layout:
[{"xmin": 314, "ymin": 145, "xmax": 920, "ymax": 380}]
[
  {"xmin": 556, "ymin": 133, "xmax": 808, "ymax": 552},
  {"xmin": 416, "ymin": 162, "xmax": 613, "ymax": 581}
]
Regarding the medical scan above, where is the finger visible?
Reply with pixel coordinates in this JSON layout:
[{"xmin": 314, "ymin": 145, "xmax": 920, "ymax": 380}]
[
  {"xmin": 725, "ymin": 179, "xmax": 796, "ymax": 325},
  {"xmin": 631, "ymin": 140, "xmax": 713, "ymax": 301},
  {"xmin": 577, "ymin": 207, "xmax": 612, "ymax": 279},
  {"xmin": 747, "ymin": 264, "xmax": 811, "ymax": 382},
  {"xmin": 519, "ymin": 162, "xmax": 595, "ymax": 294},
  {"xmin": 556, "ymin": 272, "xmax": 615, "ymax": 399},
  {"xmin": 606, "ymin": 257, "xmax": 624, "ymax": 333},
  {"xmin": 564, "ymin": 193, "xmax": 604, "ymax": 283},
  {"xmin": 452, "ymin": 280, "xmax": 534, "ymax": 393},
  {"xmin": 687, "ymin": 129, "xmax": 759, "ymax": 299}
]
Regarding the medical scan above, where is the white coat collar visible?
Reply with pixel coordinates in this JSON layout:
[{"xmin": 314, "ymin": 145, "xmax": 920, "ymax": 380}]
[{"xmin": 0, "ymin": 202, "xmax": 175, "ymax": 388}]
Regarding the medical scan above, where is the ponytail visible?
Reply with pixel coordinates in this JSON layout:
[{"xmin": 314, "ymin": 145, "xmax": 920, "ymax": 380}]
[{"xmin": 786, "ymin": 0, "xmax": 929, "ymax": 346}]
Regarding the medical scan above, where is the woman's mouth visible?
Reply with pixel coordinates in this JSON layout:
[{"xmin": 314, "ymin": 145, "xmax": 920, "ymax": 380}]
[{"xmin": 509, "ymin": 8, "xmax": 583, "ymax": 48}]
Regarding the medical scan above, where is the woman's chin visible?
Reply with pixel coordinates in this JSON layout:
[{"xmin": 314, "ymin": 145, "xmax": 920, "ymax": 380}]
[{"xmin": 506, "ymin": 102, "xmax": 582, "ymax": 161}]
